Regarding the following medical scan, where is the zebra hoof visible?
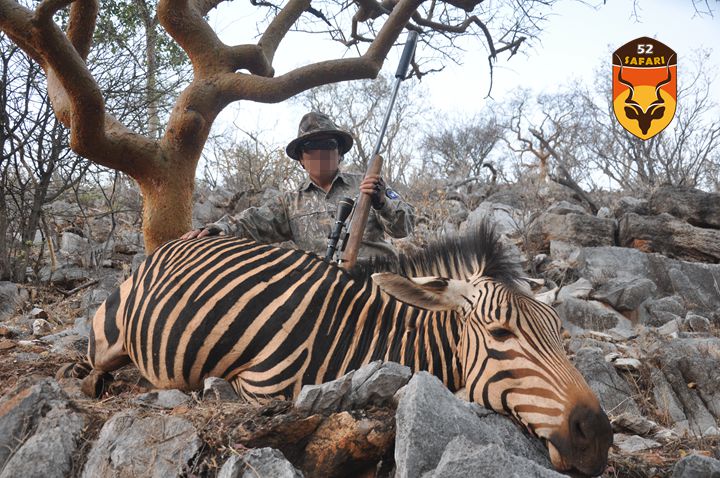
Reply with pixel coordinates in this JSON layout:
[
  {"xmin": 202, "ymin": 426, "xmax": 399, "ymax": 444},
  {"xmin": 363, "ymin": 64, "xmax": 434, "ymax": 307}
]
[
  {"xmin": 56, "ymin": 362, "xmax": 92, "ymax": 380},
  {"xmin": 81, "ymin": 370, "xmax": 114, "ymax": 398}
]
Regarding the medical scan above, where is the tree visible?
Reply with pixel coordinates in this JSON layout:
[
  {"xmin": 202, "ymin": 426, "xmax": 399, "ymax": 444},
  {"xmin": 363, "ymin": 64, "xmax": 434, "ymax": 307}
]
[{"xmin": 0, "ymin": 0, "xmax": 558, "ymax": 253}]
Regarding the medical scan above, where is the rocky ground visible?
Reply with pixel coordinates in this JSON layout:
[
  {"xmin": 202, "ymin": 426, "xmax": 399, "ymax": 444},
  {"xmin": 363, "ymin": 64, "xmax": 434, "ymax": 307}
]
[{"xmin": 1, "ymin": 183, "xmax": 720, "ymax": 477}]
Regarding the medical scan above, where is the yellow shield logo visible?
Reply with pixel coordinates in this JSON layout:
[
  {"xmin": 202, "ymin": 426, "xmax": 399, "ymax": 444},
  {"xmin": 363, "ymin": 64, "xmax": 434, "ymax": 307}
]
[{"xmin": 612, "ymin": 37, "xmax": 677, "ymax": 140}]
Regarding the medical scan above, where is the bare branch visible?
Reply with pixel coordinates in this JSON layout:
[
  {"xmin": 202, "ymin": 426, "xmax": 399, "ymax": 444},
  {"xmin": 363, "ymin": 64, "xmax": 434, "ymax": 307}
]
[{"xmin": 258, "ymin": 0, "xmax": 310, "ymax": 65}]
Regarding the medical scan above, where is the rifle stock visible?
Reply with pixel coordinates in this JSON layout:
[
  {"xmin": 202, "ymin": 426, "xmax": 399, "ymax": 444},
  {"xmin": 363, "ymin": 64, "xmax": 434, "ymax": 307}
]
[{"xmin": 341, "ymin": 155, "xmax": 383, "ymax": 268}]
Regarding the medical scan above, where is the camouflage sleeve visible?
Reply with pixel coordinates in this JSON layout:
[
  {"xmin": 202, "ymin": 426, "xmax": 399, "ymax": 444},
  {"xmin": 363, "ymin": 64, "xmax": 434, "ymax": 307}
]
[
  {"xmin": 373, "ymin": 188, "xmax": 415, "ymax": 239},
  {"xmin": 205, "ymin": 194, "xmax": 292, "ymax": 244}
]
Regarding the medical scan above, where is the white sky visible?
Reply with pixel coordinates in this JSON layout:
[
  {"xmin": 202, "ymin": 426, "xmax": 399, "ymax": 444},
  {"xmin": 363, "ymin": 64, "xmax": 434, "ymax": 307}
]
[{"xmin": 207, "ymin": 0, "xmax": 720, "ymax": 149}]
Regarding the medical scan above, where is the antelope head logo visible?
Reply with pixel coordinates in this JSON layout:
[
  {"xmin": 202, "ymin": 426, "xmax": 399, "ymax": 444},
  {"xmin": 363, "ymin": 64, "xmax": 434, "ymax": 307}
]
[
  {"xmin": 612, "ymin": 38, "xmax": 677, "ymax": 140},
  {"xmin": 615, "ymin": 53, "xmax": 674, "ymax": 136}
]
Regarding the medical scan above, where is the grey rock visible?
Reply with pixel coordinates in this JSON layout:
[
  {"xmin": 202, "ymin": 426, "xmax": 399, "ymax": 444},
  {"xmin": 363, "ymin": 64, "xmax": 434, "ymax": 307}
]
[
  {"xmin": 591, "ymin": 277, "xmax": 657, "ymax": 311},
  {"xmin": 32, "ymin": 318, "xmax": 52, "ymax": 336},
  {"xmin": 672, "ymin": 453, "xmax": 720, "ymax": 478},
  {"xmin": 619, "ymin": 212, "xmax": 720, "ymax": 263},
  {"xmin": 557, "ymin": 278, "xmax": 592, "ymax": 301},
  {"xmin": 651, "ymin": 367, "xmax": 690, "ymax": 433},
  {"xmin": 614, "ymin": 196, "xmax": 649, "ymax": 217},
  {"xmin": 47, "ymin": 333, "xmax": 88, "ymax": 355},
  {"xmin": 686, "ymin": 313, "xmax": 711, "ymax": 333},
  {"xmin": 648, "ymin": 186, "xmax": 720, "ymax": 229},
  {"xmin": 74, "ymin": 316, "xmax": 91, "ymax": 336},
  {"xmin": 549, "ymin": 240, "xmax": 583, "ymax": 265},
  {"xmin": 547, "ymin": 200, "xmax": 587, "ymax": 216},
  {"xmin": 642, "ymin": 296, "xmax": 686, "ymax": 327},
  {"xmin": 30, "ymin": 307, "xmax": 48, "ymax": 318},
  {"xmin": 0, "ymin": 282, "xmax": 21, "ymax": 321},
  {"xmin": 572, "ymin": 347, "xmax": 640, "ymax": 416},
  {"xmin": 649, "ymin": 338, "xmax": 720, "ymax": 436},
  {"xmin": 39, "ymin": 263, "xmax": 90, "ymax": 286},
  {"xmin": 81, "ymin": 411, "xmax": 202, "ymax": 478},
  {"xmin": 465, "ymin": 202, "xmax": 523, "ymax": 237},
  {"xmin": 613, "ymin": 433, "xmax": 661, "ymax": 453},
  {"xmin": 218, "ymin": 448, "xmax": 303, "ymax": 478},
  {"xmin": 394, "ymin": 372, "xmax": 550, "ymax": 478},
  {"xmin": 597, "ymin": 207, "xmax": 612, "ymax": 219},
  {"xmin": 430, "ymin": 437, "xmax": 564, "ymax": 478},
  {"xmin": 657, "ymin": 318, "xmax": 681, "ymax": 337},
  {"xmin": 0, "ymin": 378, "xmax": 84, "ymax": 478},
  {"xmin": 296, "ymin": 370, "xmax": 354, "ymax": 415},
  {"xmin": 556, "ymin": 297, "xmax": 626, "ymax": 332},
  {"xmin": 568, "ymin": 337, "xmax": 617, "ymax": 355},
  {"xmin": 348, "ymin": 361, "xmax": 412, "ymax": 408},
  {"xmin": 578, "ymin": 247, "xmax": 720, "ymax": 316},
  {"xmin": 60, "ymin": 231, "xmax": 90, "ymax": 255},
  {"xmin": 203, "ymin": 377, "xmax": 238, "ymax": 401},
  {"xmin": 135, "ymin": 389, "xmax": 192, "ymax": 409},
  {"xmin": 527, "ymin": 213, "xmax": 616, "ymax": 252}
]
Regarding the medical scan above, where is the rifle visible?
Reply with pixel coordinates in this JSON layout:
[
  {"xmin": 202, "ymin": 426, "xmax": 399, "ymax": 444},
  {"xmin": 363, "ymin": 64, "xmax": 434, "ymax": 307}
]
[{"xmin": 339, "ymin": 31, "xmax": 419, "ymax": 269}]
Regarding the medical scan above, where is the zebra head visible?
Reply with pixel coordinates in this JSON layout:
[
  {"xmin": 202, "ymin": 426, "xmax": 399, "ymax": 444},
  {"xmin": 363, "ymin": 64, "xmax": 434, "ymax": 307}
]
[{"xmin": 370, "ymin": 228, "xmax": 612, "ymax": 476}]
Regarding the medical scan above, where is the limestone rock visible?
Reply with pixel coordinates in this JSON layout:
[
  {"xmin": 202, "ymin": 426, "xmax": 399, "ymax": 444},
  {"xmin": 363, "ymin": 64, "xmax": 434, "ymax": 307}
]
[
  {"xmin": 613, "ymin": 433, "xmax": 661, "ymax": 453},
  {"xmin": 672, "ymin": 453, "xmax": 720, "ymax": 478},
  {"xmin": 527, "ymin": 213, "xmax": 616, "ymax": 253},
  {"xmin": 218, "ymin": 448, "xmax": 303, "ymax": 478},
  {"xmin": 648, "ymin": 186, "xmax": 720, "ymax": 229},
  {"xmin": 135, "ymin": 389, "xmax": 192, "ymax": 409},
  {"xmin": 82, "ymin": 411, "xmax": 202, "ymax": 478},
  {"xmin": 0, "ymin": 282, "xmax": 21, "ymax": 321},
  {"xmin": 203, "ymin": 377, "xmax": 238, "ymax": 401},
  {"xmin": 591, "ymin": 277, "xmax": 657, "ymax": 312},
  {"xmin": 619, "ymin": 213, "xmax": 720, "ymax": 263},
  {"xmin": 572, "ymin": 347, "xmax": 640, "ymax": 416}
]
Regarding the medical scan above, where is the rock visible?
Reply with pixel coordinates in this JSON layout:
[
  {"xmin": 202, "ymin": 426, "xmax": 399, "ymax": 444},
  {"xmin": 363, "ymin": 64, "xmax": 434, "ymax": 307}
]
[
  {"xmin": 613, "ymin": 433, "xmax": 661, "ymax": 453},
  {"xmin": 47, "ymin": 333, "xmax": 88, "ymax": 354},
  {"xmin": 572, "ymin": 347, "xmax": 641, "ymax": 416},
  {"xmin": 614, "ymin": 196, "xmax": 649, "ymax": 217},
  {"xmin": 82, "ymin": 411, "xmax": 202, "ymax": 478},
  {"xmin": 642, "ymin": 296, "xmax": 686, "ymax": 327},
  {"xmin": 568, "ymin": 337, "xmax": 617, "ymax": 355},
  {"xmin": 394, "ymin": 372, "xmax": 551, "ymax": 478},
  {"xmin": 430, "ymin": 437, "xmax": 565, "ymax": 478},
  {"xmin": 619, "ymin": 212, "xmax": 720, "ymax": 263},
  {"xmin": 557, "ymin": 278, "xmax": 592, "ymax": 301},
  {"xmin": 296, "ymin": 370, "xmax": 354, "ymax": 415},
  {"xmin": 648, "ymin": 186, "xmax": 720, "ymax": 229},
  {"xmin": 685, "ymin": 313, "xmax": 711, "ymax": 333},
  {"xmin": 219, "ymin": 448, "xmax": 303, "ymax": 478},
  {"xmin": 556, "ymin": 297, "xmax": 628, "ymax": 332},
  {"xmin": 527, "ymin": 213, "xmax": 616, "ymax": 252},
  {"xmin": 301, "ymin": 410, "xmax": 395, "ymax": 477},
  {"xmin": 578, "ymin": 247, "xmax": 720, "ymax": 316},
  {"xmin": 30, "ymin": 307, "xmax": 48, "ymax": 318},
  {"xmin": 612, "ymin": 358, "xmax": 642, "ymax": 372},
  {"xmin": 672, "ymin": 453, "xmax": 720, "ymax": 478},
  {"xmin": 466, "ymin": 202, "xmax": 524, "ymax": 237},
  {"xmin": 0, "ymin": 378, "xmax": 85, "ymax": 478},
  {"xmin": 348, "ymin": 361, "xmax": 412, "ymax": 409},
  {"xmin": 32, "ymin": 318, "xmax": 52, "ymax": 336},
  {"xmin": 203, "ymin": 377, "xmax": 238, "ymax": 401},
  {"xmin": 648, "ymin": 338, "xmax": 720, "ymax": 436},
  {"xmin": 611, "ymin": 412, "xmax": 678, "ymax": 442},
  {"xmin": 547, "ymin": 200, "xmax": 587, "ymax": 215},
  {"xmin": 73, "ymin": 316, "xmax": 91, "ymax": 336},
  {"xmin": 591, "ymin": 277, "xmax": 657, "ymax": 312},
  {"xmin": 597, "ymin": 206, "xmax": 612, "ymax": 218},
  {"xmin": 39, "ymin": 263, "xmax": 91, "ymax": 286},
  {"xmin": 135, "ymin": 390, "xmax": 192, "ymax": 409},
  {"xmin": 657, "ymin": 318, "xmax": 681, "ymax": 337},
  {"xmin": 549, "ymin": 240, "xmax": 583, "ymax": 265},
  {"xmin": 0, "ymin": 282, "xmax": 21, "ymax": 321},
  {"xmin": 60, "ymin": 231, "xmax": 89, "ymax": 255}
]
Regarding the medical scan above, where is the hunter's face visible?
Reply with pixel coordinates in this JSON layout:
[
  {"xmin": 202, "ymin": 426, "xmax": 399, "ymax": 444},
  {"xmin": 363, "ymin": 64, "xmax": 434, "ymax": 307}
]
[{"xmin": 300, "ymin": 147, "xmax": 340, "ymax": 181}]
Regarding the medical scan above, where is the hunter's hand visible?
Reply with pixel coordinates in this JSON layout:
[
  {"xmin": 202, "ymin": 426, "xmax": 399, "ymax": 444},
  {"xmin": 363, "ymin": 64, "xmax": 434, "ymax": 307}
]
[
  {"xmin": 180, "ymin": 225, "xmax": 222, "ymax": 240},
  {"xmin": 360, "ymin": 174, "xmax": 387, "ymax": 210}
]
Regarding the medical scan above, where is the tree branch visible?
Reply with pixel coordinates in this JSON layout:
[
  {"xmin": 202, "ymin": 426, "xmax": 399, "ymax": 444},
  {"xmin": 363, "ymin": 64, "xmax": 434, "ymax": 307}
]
[{"xmin": 258, "ymin": 0, "xmax": 309, "ymax": 66}]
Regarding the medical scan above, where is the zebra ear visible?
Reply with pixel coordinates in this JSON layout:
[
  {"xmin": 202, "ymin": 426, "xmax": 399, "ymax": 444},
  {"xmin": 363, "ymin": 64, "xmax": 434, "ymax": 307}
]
[{"xmin": 371, "ymin": 273, "xmax": 471, "ymax": 311}]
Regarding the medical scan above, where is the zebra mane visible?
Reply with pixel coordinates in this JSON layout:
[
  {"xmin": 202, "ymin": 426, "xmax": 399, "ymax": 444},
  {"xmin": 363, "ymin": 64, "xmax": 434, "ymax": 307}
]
[{"xmin": 349, "ymin": 220, "xmax": 522, "ymax": 287}]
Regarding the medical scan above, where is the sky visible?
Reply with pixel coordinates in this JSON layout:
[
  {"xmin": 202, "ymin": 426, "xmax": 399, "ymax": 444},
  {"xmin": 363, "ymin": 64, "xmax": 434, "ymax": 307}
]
[{"xmin": 207, "ymin": 0, "xmax": 720, "ymax": 150}]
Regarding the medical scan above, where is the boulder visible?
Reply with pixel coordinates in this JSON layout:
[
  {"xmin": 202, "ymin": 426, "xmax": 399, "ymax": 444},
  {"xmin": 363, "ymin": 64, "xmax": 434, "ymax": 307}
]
[
  {"xmin": 555, "ymin": 297, "xmax": 634, "ymax": 335},
  {"xmin": 547, "ymin": 200, "xmax": 587, "ymax": 215},
  {"xmin": 619, "ymin": 213, "xmax": 720, "ymax": 263},
  {"xmin": 572, "ymin": 347, "xmax": 641, "ymax": 416},
  {"xmin": 203, "ymin": 377, "xmax": 239, "ymax": 401},
  {"xmin": 0, "ymin": 282, "xmax": 21, "ymax": 321},
  {"xmin": 464, "ymin": 202, "xmax": 523, "ymax": 237},
  {"xmin": 612, "ymin": 433, "xmax": 661, "ymax": 453},
  {"xmin": 578, "ymin": 247, "xmax": 720, "ymax": 315},
  {"xmin": 82, "ymin": 411, "xmax": 202, "ymax": 478},
  {"xmin": 218, "ymin": 448, "xmax": 303, "ymax": 478},
  {"xmin": 0, "ymin": 378, "xmax": 85, "ymax": 478},
  {"xmin": 59, "ymin": 231, "xmax": 90, "ymax": 255},
  {"xmin": 648, "ymin": 186, "xmax": 720, "ymax": 229},
  {"xmin": 613, "ymin": 196, "xmax": 649, "ymax": 218},
  {"xmin": 430, "ymin": 437, "xmax": 565, "ymax": 478},
  {"xmin": 527, "ymin": 213, "xmax": 616, "ymax": 253},
  {"xmin": 591, "ymin": 277, "xmax": 657, "ymax": 312},
  {"xmin": 649, "ymin": 338, "xmax": 720, "ymax": 436},
  {"xmin": 672, "ymin": 453, "xmax": 720, "ymax": 478},
  {"xmin": 394, "ymin": 372, "xmax": 551, "ymax": 478},
  {"xmin": 134, "ymin": 390, "xmax": 192, "ymax": 409}
]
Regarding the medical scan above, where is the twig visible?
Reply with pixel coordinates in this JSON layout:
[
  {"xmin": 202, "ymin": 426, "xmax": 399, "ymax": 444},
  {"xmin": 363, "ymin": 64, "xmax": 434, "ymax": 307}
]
[{"xmin": 56, "ymin": 279, "xmax": 99, "ymax": 296}]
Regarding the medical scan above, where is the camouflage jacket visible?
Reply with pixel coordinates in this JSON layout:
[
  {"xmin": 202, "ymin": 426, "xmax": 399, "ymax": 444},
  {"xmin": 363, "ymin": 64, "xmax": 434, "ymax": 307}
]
[{"xmin": 209, "ymin": 172, "xmax": 414, "ymax": 260}]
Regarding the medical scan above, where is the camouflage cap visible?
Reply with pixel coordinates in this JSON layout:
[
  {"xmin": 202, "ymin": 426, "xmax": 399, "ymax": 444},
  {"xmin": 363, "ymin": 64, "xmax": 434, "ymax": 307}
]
[{"xmin": 285, "ymin": 111, "xmax": 354, "ymax": 160}]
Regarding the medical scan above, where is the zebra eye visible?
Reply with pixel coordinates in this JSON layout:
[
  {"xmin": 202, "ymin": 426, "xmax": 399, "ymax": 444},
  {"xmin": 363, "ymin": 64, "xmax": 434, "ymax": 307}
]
[{"xmin": 489, "ymin": 327, "xmax": 515, "ymax": 341}]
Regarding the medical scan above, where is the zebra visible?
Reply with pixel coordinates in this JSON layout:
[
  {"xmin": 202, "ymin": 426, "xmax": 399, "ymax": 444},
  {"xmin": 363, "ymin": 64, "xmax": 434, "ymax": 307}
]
[{"xmin": 61, "ymin": 223, "xmax": 611, "ymax": 476}]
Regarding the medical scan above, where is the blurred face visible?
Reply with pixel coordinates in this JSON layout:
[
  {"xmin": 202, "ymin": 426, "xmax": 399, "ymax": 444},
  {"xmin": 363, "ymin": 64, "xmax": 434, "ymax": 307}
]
[{"xmin": 299, "ymin": 137, "xmax": 340, "ymax": 185}]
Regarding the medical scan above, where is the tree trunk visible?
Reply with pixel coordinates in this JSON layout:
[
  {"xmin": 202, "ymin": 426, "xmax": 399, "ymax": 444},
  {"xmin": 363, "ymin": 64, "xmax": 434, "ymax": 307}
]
[{"xmin": 137, "ymin": 157, "xmax": 195, "ymax": 253}]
